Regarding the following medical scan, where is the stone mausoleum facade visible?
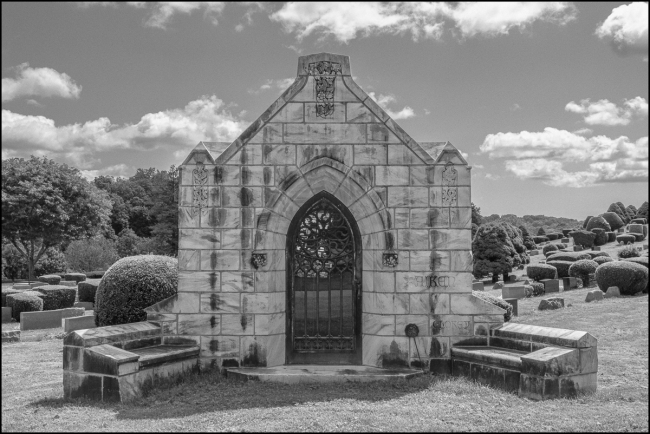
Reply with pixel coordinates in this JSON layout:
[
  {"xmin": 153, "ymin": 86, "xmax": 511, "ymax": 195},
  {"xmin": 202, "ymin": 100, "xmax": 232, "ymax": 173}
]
[{"xmin": 146, "ymin": 53, "xmax": 505, "ymax": 373}]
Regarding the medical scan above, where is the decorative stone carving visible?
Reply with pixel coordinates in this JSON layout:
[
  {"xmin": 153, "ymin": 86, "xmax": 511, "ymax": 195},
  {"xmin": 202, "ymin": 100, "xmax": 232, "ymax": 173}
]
[
  {"xmin": 383, "ymin": 252, "xmax": 398, "ymax": 267},
  {"xmin": 251, "ymin": 252, "xmax": 267, "ymax": 269},
  {"xmin": 191, "ymin": 161, "xmax": 208, "ymax": 218},
  {"xmin": 441, "ymin": 162, "xmax": 458, "ymax": 206},
  {"xmin": 305, "ymin": 61, "xmax": 341, "ymax": 118}
]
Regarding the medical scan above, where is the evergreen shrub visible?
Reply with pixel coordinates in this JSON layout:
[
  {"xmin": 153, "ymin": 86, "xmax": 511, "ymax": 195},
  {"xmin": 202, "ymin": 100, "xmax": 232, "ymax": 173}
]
[
  {"xmin": 570, "ymin": 230, "xmax": 596, "ymax": 248},
  {"xmin": 542, "ymin": 244, "xmax": 558, "ymax": 255},
  {"xmin": 591, "ymin": 228, "xmax": 608, "ymax": 246},
  {"xmin": 568, "ymin": 260, "xmax": 599, "ymax": 287},
  {"xmin": 606, "ymin": 232, "xmax": 616, "ymax": 243},
  {"xmin": 37, "ymin": 274, "xmax": 61, "ymax": 285},
  {"xmin": 85, "ymin": 271, "xmax": 105, "ymax": 279},
  {"xmin": 36, "ymin": 285, "xmax": 77, "ymax": 310},
  {"xmin": 582, "ymin": 216, "xmax": 592, "ymax": 229},
  {"xmin": 63, "ymin": 273, "xmax": 86, "ymax": 283},
  {"xmin": 586, "ymin": 216, "xmax": 611, "ymax": 232},
  {"xmin": 616, "ymin": 234, "xmax": 636, "ymax": 244},
  {"xmin": 529, "ymin": 282, "xmax": 545, "ymax": 297},
  {"xmin": 11, "ymin": 294, "xmax": 43, "ymax": 322},
  {"xmin": 595, "ymin": 261, "xmax": 648, "ymax": 295},
  {"xmin": 617, "ymin": 246, "xmax": 641, "ymax": 259},
  {"xmin": 472, "ymin": 291, "xmax": 512, "ymax": 322},
  {"xmin": 587, "ymin": 251, "xmax": 610, "ymax": 259},
  {"xmin": 562, "ymin": 229, "xmax": 572, "ymax": 237},
  {"xmin": 631, "ymin": 218, "xmax": 647, "ymax": 224},
  {"xmin": 533, "ymin": 236, "xmax": 549, "ymax": 244},
  {"xmin": 78, "ymin": 279, "xmax": 101, "ymax": 303},
  {"xmin": 631, "ymin": 233, "xmax": 645, "ymax": 242},
  {"xmin": 622, "ymin": 257, "xmax": 649, "ymax": 269},
  {"xmin": 547, "ymin": 234, "xmax": 559, "ymax": 240},
  {"xmin": 547, "ymin": 260, "xmax": 573, "ymax": 278},
  {"xmin": 546, "ymin": 251, "xmax": 591, "ymax": 262},
  {"xmin": 601, "ymin": 212, "xmax": 625, "ymax": 231},
  {"xmin": 6, "ymin": 291, "xmax": 44, "ymax": 309},
  {"xmin": 593, "ymin": 256, "xmax": 614, "ymax": 265},
  {"xmin": 1, "ymin": 288, "xmax": 21, "ymax": 307},
  {"xmin": 526, "ymin": 264, "xmax": 558, "ymax": 281},
  {"xmin": 95, "ymin": 255, "xmax": 178, "ymax": 327}
]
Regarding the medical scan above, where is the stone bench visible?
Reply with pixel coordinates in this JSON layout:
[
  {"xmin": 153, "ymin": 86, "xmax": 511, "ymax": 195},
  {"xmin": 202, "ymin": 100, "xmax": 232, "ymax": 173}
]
[
  {"xmin": 450, "ymin": 323, "xmax": 597, "ymax": 400},
  {"xmin": 63, "ymin": 321, "xmax": 199, "ymax": 402}
]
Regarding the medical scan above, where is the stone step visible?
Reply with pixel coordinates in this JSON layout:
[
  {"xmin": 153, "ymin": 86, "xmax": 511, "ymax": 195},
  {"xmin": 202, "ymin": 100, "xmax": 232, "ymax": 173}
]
[
  {"xmin": 451, "ymin": 346, "xmax": 526, "ymax": 370},
  {"xmin": 226, "ymin": 365, "xmax": 424, "ymax": 384},
  {"xmin": 129, "ymin": 345, "xmax": 200, "ymax": 368}
]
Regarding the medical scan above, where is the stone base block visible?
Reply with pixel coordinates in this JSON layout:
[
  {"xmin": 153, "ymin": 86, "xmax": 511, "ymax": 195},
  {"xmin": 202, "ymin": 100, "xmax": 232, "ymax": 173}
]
[
  {"xmin": 472, "ymin": 282, "xmax": 484, "ymax": 291},
  {"xmin": 503, "ymin": 298, "xmax": 518, "ymax": 316},
  {"xmin": 63, "ymin": 314, "xmax": 97, "ymax": 332},
  {"xmin": 561, "ymin": 238, "xmax": 569, "ymax": 243},
  {"xmin": 591, "ymin": 246, "xmax": 601, "ymax": 251},
  {"xmin": 226, "ymin": 365, "xmax": 423, "ymax": 384},
  {"xmin": 452, "ymin": 359, "xmax": 520, "ymax": 393},
  {"xmin": 541, "ymin": 279, "xmax": 560, "ymax": 293},
  {"xmin": 502, "ymin": 286, "xmax": 526, "ymax": 300},
  {"xmin": 2, "ymin": 307, "xmax": 12, "ymax": 323}
]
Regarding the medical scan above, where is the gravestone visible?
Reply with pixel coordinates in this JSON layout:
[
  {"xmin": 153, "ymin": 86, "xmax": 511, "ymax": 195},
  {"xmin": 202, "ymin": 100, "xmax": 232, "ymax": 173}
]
[
  {"xmin": 562, "ymin": 277, "xmax": 578, "ymax": 290},
  {"xmin": 503, "ymin": 298, "xmax": 518, "ymax": 316},
  {"xmin": 143, "ymin": 53, "xmax": 506, "ymax": 373},
  {"xmin": 540, "ymin": 279, "xmax": 560, "ymax": 293},
  {"xmin": 502, "ymin": 286, "xmax": 526, "ymax": 300}
]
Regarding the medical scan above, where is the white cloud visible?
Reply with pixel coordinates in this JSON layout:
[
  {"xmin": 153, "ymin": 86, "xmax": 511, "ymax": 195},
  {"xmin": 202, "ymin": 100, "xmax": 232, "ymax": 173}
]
[
  {"xmin": 248, "ymin": 78, "xmax": 295, "ymax": 95},
  {"xmin": 596, "ymin": 2, "xmax": 648, "ymax": 57},
  {"xmin": 1, "ymin": 95, "xmax": 247, "ymax": 169},
  {"xmin": 484, "ymin": 173, "xmax": 501, "ymax": 180},
  {"xmin": 573, "ymin": 128, "xmax": 593, "ymax": 136},
  {"xmin": 269, "ymin": 2, "xmax": 576, "ymax": 43},
  {"xmin": 424, "ymin": 108, "xmax": 431, "ymax": 115},
  {"xmin": 2, "ymin": 63, "xmax": 82, "ymax": 102},
  {"xmin": 79, "ymin": 164, "xmax": 133, "ymax": 182},
  {"xmin": 367, "ymin": 92, "xmax": 415, "ymax": 120},
  {"xmin": 126, "ymin": 2, "xmax": 226, "ymax": 29},
  {"xmin": 26, "ymin": 99, "xmax": 44, "ymax": 107},
  {"xmin": 565, "ymin": 97, "xmax": 648, "ymax": 126}
]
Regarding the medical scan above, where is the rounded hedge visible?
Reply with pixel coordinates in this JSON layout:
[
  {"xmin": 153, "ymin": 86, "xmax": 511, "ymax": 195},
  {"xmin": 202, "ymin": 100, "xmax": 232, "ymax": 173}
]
[
  {"xmin": 622, "ymin": 257, "xmax": 649, "ymax": 269},
  {"xmin": 568, "ymin": 260, "xmax": 598, "ymax": 287},
  {"xmin": 616, "ymin": 234, "xmax": 636, "ymax": 244},
  {"xmin": 95, "ymin": 255, "xmax": 178, "ymax": 327},
  {"xmin": 37, "ymin": 274, "xmax": 61, "ymax": 285},
  {"xmin": 631, "ymin": 233, "xmax": 645, "ymax": 242},
  {"xmin": 6, "ymin": 290, "xmax": 45, "ymax": 309},
  {"xmin": 582, "ymin": 216, "xmax": 592, "ymax": 229},
  {"xmin": 570, "ymin": 230, "xmax": 596, "ymax": 248},
  {"xmin": 533, "ymin": 236, "xmax": 549, "ymax": 244},
  {"xmin": 587, "ymin": 251, "xmax": 610, "ymax": 259},
  {"xmin": 546, "ymin": 251, "xmax": 592, "ymax": 262},
  {"xmin": 547, "ymin": 234, "xmax": 559, "ymax": 241},
  {"xmin": 556, "ymin": 243, "xmax": 567, "ymax": 249},
  {"xmin": 85, "ymin": 270, "xmax": 106, "ymax": 279},
  {"xmin": 562, "ymin": 229, "xmax": 572, "ymax": 237},
  {"xmin": 617, "ymin": 246, "xmax": 640, "ymax": 259},
  {"xmin": 472, "ymin": 290, "xmax": 512, "ymax": 322},
  {"xmin": 542, "ymin": 244, "xmax": 559, "ymax": 255},
  {"xmin": 36, "ymin": 285, "xmax": 77, "ymax": 310},
  {"xmin": 526, "ymin": 264, "xmax": 558, "ymax": 281},
  {"xmin": 586, "ymin": 216, "xmax": 612, "ymax": 232},
  {"xmin": 606, "ymin": 232, "xmax": 617, "ymax": 243},
  {"xmin": 593, "ymin": 256, "xmax": 614, "ymax": 265},
  {"xmin": 11, "ymin": 294, "xmax": 44, "ymax": 321},
  {"xmin": 529, "ymin": 282, "xmax": 545, "ymax": 297},
  {"xmin": 78, "ymin": 279, "xmax": 101, "ymax": 303},
  {"xmin": 63, "ymin": 273, "xmax": 87, "ymax": 283},
  {"xmin": 595, "ymin": 261, "xmax": 648, "ymax": 295},
  {"xmin": 591, "ymin": 228, "xmax": 608, "ymax": 246},
  {"xmin": 600, "ymin": 212, "xmax": 625, "ymax": 231},
  {"xmin": 547, "ymin": 260, "xmax": 573, "ymax": 278},
  {"xmin": 1, "ymin": 288, "xmax": 21, "ymax": 308}
]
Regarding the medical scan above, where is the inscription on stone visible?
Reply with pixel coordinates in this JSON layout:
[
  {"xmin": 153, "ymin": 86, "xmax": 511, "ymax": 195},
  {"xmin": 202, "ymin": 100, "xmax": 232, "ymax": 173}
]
[
  {"xmin": 402, "ymin": 274, "xmax": 455, "ymax": 288},
  {"xmin": 431, "ymin": 319, "xmax": 471, "ymax": 335}
]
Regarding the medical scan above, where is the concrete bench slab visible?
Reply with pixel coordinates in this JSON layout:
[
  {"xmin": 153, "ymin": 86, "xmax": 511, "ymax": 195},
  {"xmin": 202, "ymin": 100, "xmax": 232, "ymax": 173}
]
[{"xmin": 226, "ymin": 365, "xmax": 423, "ymax": 384}]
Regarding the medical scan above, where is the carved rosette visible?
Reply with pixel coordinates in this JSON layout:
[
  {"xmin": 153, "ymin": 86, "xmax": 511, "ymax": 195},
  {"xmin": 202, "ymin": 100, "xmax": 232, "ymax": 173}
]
[
  {"xmin": 251, "ymin": 252, "xmax": 267, "ymax": 269},
  {"xmin": 383, "ymin": 252, "xmax": 399, "ymax": 267},
  {"xmin": 441, "ymin": 162, "xmax": 458, "ymax": 207},
  {"xmin": 191, "ymin": 161, "xmax": 208, "ymax": 217},
  {"xmin": 305, "ymin": 61, "xmax": 341, "ymax": 118}
]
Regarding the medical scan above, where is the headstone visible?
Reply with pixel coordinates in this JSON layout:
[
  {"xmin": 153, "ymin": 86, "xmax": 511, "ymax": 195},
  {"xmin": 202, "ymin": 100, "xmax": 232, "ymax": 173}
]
[
  {"xmin": 12, "ymin": 283, "xmax": 31, "ymax": 290},
  {"xmin": 573, "ymin": 246, "xmax": 583, "ymax": 251},
  {"xmin": 562, "ymin": 277, "xmax": 578, "ymax": 290},
  {"xmin": 604, "ymin": 287, "xmax": 621, "ymax": 298},
  {"xmin": 493, "ymin": 281, "xmax": 504, "ymax": 290},
  {"xmin": 529, "ymin": 250, "xmax": 539, "ymax": 256},
  {"xmin": 503, "ymin": 298, "xmax": 518, "ymax": 316},
  {"xmin": 502, "ymin": 285, "xmax": 526, "ymax": 300},
  {"xmin": 508, "ymin": 275, "xmax": 518, "ymax": 282},
  {"xmin": 644, "ymin": 244, "xmax": 648, "ymax": 250},
  {"xmin": 20, "ymin": 307, "xmax": 85, "ymax": 331},
  {"xmin": 541, "ymin": 279, "xmax": 560, "ymax": 293},
  {"xmin": 538, "ymin": 298, "xmax": 564, "ymax": 311},
  {"xmin": 62, "ymin": 314, "xmax": 97, "ymax": 332},
  {"xmin": 591, "ymin": 246, "xmax": 601, "ymax": 251},
  {"xmin": 617, "ymin": 228, "xmax": 624, "ymax": 233},
  {"xmin": 472, "ymin": 282, "xmax": 484, "ymax": 291},
  {"xmin": 561, "ymin": 238, "xmax": 570, "ymax": 243},
  {"xmin": 585, "ymin": 290, "xmax": 604, "ymax": 303},
  {"xmin": 74, "ymin": 301, "xmax": 94, "ymax": 310},
  {"xmin": 2, "ymin": 307, "xmax": 12, "ymax": 323},
  {"xmin": 58, "ymin": 281, "xmax": 77, "ymax": 287}
]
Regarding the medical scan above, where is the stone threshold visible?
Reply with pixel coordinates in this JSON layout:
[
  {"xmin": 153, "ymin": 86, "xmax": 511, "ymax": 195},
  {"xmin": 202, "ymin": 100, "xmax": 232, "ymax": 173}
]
[{"xmin": 225, "ymin": 365, "xmax": 425, "ymax": 384}]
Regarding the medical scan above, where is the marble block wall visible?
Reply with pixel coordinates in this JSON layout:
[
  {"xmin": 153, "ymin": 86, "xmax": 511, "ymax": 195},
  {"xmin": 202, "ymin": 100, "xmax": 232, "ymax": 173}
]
[{"xmin": 146, "ymin": 53, "xmax": 505, "ymax": 371}]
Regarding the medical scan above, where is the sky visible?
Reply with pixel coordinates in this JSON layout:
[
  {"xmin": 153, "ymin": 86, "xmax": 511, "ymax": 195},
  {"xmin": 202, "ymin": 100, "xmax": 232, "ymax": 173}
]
[{"xmin": 2, "ymin": 2, "xmax": 648, "ymax": 220}]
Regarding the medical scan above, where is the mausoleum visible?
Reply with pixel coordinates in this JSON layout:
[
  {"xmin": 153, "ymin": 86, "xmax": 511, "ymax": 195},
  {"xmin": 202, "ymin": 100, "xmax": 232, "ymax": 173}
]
[{"xmin": 64, "ymin": 53, "xmax": 597, "ymax": 401}]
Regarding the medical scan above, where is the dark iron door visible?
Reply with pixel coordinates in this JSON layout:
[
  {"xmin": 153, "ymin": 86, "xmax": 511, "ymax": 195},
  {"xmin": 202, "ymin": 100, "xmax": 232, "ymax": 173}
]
[{"xmin": 287, "ymin": 193, "xmax": 362, "ymax": 365}]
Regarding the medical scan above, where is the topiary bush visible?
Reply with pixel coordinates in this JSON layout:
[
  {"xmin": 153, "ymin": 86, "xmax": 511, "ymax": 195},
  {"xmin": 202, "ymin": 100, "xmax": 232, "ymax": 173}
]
[
  {"xmin": 36, "ymin": 285, "xmax": 77, "ymax": 310},
  {"xmin": 472, "ymin": 290, "xmax": 512, "ymax": 322},
  {"xmin": 6, "ymin": 290, "xmax": 45, "ymax": 310},
  {"xmin": 570, "ymin": 230, "xmax": 596, "ymax": 248},
  {"xmin": 11, "ymin": 294, "xmax": 44, "ymax": 322},
  {"xmin": 526, "ymin": 264, "xmax": 558, "ymax": 281},
  {"xmin": 1, "ymin": 288, "xmax": 22, "ymax": 307},
  {"xmin": 600, "ymin": 212, "xmax": 625, "ymax": 231},
  {"xmin": 616, "ymin": 234, "xmax": 636, "ymax": 245},
  {"xmin": 547, "ymin": 234, "xmax": 559, "ymax": 241},
  {"xmin": 95, "ymin": 255, "xmax": 178, "ymax": 327},
  {"xmin": 595, "ymin": 261, "xmax": 648, "ymax": 295},
  {"xmin": 547, "ymin": 260, "xmax": 573, "ymax": 278},
  {"xmin": 556, "ymin": 243, "xmax": 567, "ymax": 249},
  {"xmin": 593, "ymin": 256, "xmax": 614, "ymax": 265},
  {"xmin": 606, "ymin": 232, "xmax": 616, "ymax": 243},
  {"xmin": 533, "ymin": 236, "xmax": 549, "ymax": 244},
  {"xmin": 568, "ymin": 260, "xmax": 599, "ymax": 287},
  {"xmin": 37, "ymin": 274, "xmax": 61, "ymax": 285},
  {"xmin": 85, "ymin": 270, "xmax": 106, "ymax": 279},
  {"xmin": 529, "ymin": 282, "xmax": 545, "ymax": 297},
  {"xmin": 631, "ymin": 233, "xmax": 645, "ymax": 242},
  {"xmin": 631, "ymin": 218, "xmax": 647, "ymax": 225},
  {"xmin": 561, "ymin": 229, "xmax": 572, "ymax": 237},
  {"xmin": 78, "ymin": 279, "xmax": 101, "ymax": 303},
  {"xmin": 582, "ymin": 216, "xmax": 592, "ymax": 229},
  {"xmin": 586, "ymin": 216, "xmax": 611, "ymax": 232},
  {"xmin": 622, "ymin": 257, "xmax": 649, "ymax": 269},
  {"xmin": 591, "ymin": 228, "xmax": 607, "ymax": 246},
  {"xmin": 546, "ymin": 251, "xmax": 592, "ymax": 262},
  {"xmin": 63, "ymin": 273, "xmax": 86, "ymax": 283},
  {"xmin": 617, "ymin": 245, "xmax": 641, "ymax": 259},
  {"xmin": 542, "ymin": 244, "xmax": 559, "ymax": 255}
]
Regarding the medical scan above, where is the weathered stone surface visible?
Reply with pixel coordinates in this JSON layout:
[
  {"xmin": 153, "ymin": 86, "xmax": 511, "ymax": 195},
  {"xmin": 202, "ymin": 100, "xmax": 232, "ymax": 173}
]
[
  {"xmin": 541, "ymin": 279, "xmax": 560, "ymax": 293},
  {"xmin": 20, "ymin": 308, "xmax": 84, "ymax": 331},
  {"xmin": 562, "ymin": 277, "xmax": 578, "ymax": 290},
  {"xmin": 2, "ymin": 307, "xmax": 11, "ymax": 323},
  {"xmin": 604, "ymin": 286, "xmax": 620, "ymax": 298},
  {"xmin": 585, "ymin": 290, "xmax": 604, "ymax": 303},
  {"xmin": 538, "ymin": 298, "xmax": 564, "ymax": 311},
  {"xmin": 472, "ymin": 282, "xmax": 484, "ymax": 291},
  {"xmin": 492, "ymin": 282, "xmax": 504, "ymax": 290},
  {"xmin": 63, "ymin": 315, "xmax": 97, "ymax": 333},
  {"xmin": 502, "ymin": 285, "xmax": 526, "ymax": 300},
  {"xmin": 503, "ymin": 298, "xmax": 518, "ymax": 316}
]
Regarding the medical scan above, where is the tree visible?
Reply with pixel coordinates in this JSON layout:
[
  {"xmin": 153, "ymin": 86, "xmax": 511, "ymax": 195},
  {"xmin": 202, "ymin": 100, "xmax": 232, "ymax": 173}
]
[
  {"xmin": 149, "ymin": 166, "xmax": 179, "ymax": 255},
  {"xmin": 471, "ymin": 202, "xmax": 483, "ymax": 226},
  {"xmin": 537, "ymin": 227, "xmax": 546, "ymax": 236},
  {"xmin": 472, "ymin": 222, "xmax": 526, "ymax": 283},
  {"xmin": 1, "ymin": 156, "xmax": 112, "ymax": 280},
  {"xmin": 64, "ymin": 236, "xmax": 120, "ymax": 272}
]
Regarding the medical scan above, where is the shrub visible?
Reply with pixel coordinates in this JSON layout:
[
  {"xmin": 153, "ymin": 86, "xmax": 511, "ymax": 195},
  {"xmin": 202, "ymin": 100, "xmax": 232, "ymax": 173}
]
[
  {"xmin": 526, "ymin": 264, "xmax": 558, "ymax": 281},
  {"xmin": 595, "ymin": 261, "xmax": 648, "ymax": 295},
  {"xmin": 631, "ymin": 218, "xmax": 647, "ymax": 224},
  {"xmin": 593, "ymin": 256, "xmax": 614, "ymax": 265},
  {"xmin": 556, "ymin": 243, "xmax": 567, "ymax": 249},
  {"xmin": 6, "ymin": 291, "xmax": 45, "ymax": 309},
  {"xmin": 586, "ymin": 216, "xmax": 611, "ymax": 232},
  {"xmin": 37, "ymin": 274, "xmax": 61, "ymax": 285},
  {"xmin": 64, "ymin": 237, "xmax": 119, "ymax": 273},
  {"xmin": 547, "ymin": 260, "xmax": 573, "ymax": 278},
  {"xmin": 85, "ymin": 271, "xmax": 106, "ymax": 279},
  {"xmin": 78, "ymin": 279, "xmax": 101, "ymax": 303},
  {"xmin": 591, "ymin": 228, "xmax": 608, "ymax": 246},
  {"xmin": 542, "ymin": 244, "xmax": 558, "ymax": 255},
  {"xmin": 529, "ymin": 282, "xmax": 545, "ymax": 297},
  {"xmin": 622, "ymin": 257, "xmax": 649, "ymax": 269},
  {"xmin": 547, "ymin": 233, "xmax": 559, "ymax": 240},
  {"xmin": 600, "ymin": 212, "xmax": 625, "ymax": 231},
  {"xmin": 11, "ymin": 294, "xmax": 43, "ymax": 322},
  {"xmin": 537, "ymin": 227, "xmax": 546, "ymax": 236},
  {"xmin": 568, "ymin": 260, "xmax": 599, "ymax": 287},
  {"xmin": 630, "ymin": 233, "xmax": 645, "ymax": 242},
  {"xmin": 472, "ymin": 291, "xmax": 512, "ymax": 322},
  {"xmin": 95, "ymin": 255, "xmax": 178, "ymax": 327},
  {"xmin": 606, "ymin": 232, "xmax": 616, "ymax": 243},
  {"xmin": 616, "ymin": 234, "xmax": 636, "ymax": 244},
  {"xmin": 1, "ymin": 288, "xmax": 21, "ymax": 307},
  {"xmin": 618, "ymin": 246, "xmax": 641, "ymax": 259},
  {"xmin": 561, "ymin": 229, "xmax": 572, "ymax": 237},
  {"xmin": 546, "ymin": 251, "xmax": 592, "ymax": 262},
  {"xmin": 63, "ymin": 273, "xmax": 86, "ymax": 283},
  {"xmin": 544, "ymin": 250, "xmax": 559, "ymax": 258},
  {"xmin": 533, "ymin": 236, "xmax": 549, "ymax": 244},
  {"xmin": 582, "ymin": 216, "xmax": 592, "ymax": 229},
  {"xmin": 570, "ymin": 230, "xmax": 596, "ymax": 248},
  {"xmin": 636, "ymin": 201, "xmax": 649, "ymax": 219},
  {"xmin": 36, "ymin": 285, "xmax": 77, "ymax": 310},
  {"xmin": 587, "ymin": 251, "xmax": 610, "ymax": 259}
]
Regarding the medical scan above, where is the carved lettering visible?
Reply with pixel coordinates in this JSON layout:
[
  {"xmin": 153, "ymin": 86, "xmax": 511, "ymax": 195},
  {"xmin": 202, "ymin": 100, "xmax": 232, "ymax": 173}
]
[{"xmin": 402, "ymin": 274, "xmax": 456, "ymax": 288}]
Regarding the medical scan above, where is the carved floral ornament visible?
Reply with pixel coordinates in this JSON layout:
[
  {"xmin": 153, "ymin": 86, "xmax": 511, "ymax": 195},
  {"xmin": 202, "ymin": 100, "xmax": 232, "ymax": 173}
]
[
  {"xmin": 251, "ymin": 252, "xmax": 267, "ymax": 269},
  {"xmin": 383, "ymin": 252, "xmax": 399, "ymax": 267},
  {"xmin": 304, "ymin": 61, "xmax": 341, "ymax": 118},
  {"xmin": 191, "ymin": 161, "xmax": 208, "ymax": 218},
  {"xmin": 441, "ymin": 162, "xmax": 458, "ymax": 207}
]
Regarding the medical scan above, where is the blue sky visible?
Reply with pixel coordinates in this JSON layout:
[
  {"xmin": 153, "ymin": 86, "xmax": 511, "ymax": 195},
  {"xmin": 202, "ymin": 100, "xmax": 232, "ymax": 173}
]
[{"xmin": 2, "ymin": 2, "xmax": 648, "ymax": 220}]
